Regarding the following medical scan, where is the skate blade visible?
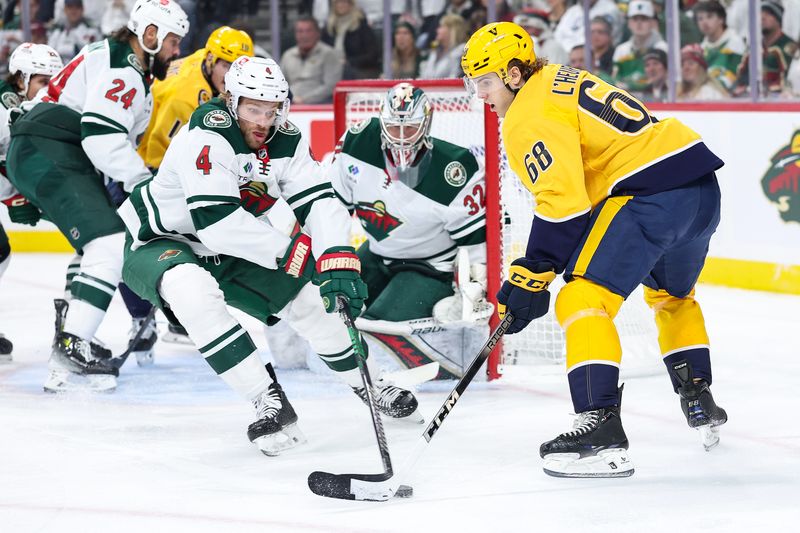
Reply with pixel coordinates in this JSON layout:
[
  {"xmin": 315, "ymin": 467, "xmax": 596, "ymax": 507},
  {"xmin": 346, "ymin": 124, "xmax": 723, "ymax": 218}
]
[
  {"xmin": 254, "ymin": 423, "xmax": 307, "ymax": 456},
  {"xmin": 161, "ymin": 332, "xmax": 193, "ymax": 346},
  {"xmin": 542, "ymin": 448, "xmax": 635, "ymax": 478},
  {"xmin": 134, "ymin": 350, "xmax": 155, "ymax": 367},
  {"xmin": 699, "ymin": 425, "xmax": 721, "ymax": 451},
  {"xmin": 394, "ymin": 408, "xmax": 424, "ymax": 425},
  {"xmin": 43, "ymin": 370, "xmax": 117, "ymax": 393}
]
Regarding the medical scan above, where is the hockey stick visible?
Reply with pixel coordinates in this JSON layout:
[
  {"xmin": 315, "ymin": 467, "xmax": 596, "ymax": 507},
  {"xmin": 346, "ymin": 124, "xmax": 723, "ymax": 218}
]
[
  {"xmin": 306, "ymin": 295, "xmax": 413, "ymax": 501},
  {"xmin": 109, "ymin": 307, "xmax": 157, "ymax": 370},
  {"xmin": 307, "ymin": 312, "xmax": 514, "ymax": 501}
]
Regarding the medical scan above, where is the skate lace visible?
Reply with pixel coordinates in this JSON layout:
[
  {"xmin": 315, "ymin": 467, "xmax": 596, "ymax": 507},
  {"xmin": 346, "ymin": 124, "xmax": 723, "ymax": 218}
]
[
  {"xmin": 253, "ymin": 386, "xmax": 282, "ymax": 420},
  {"xmin": 374, "ymin": 384, "xmax": 404, "ymax": 407},
  {"xmin": 66, "ymin": 336, "xmax": 99, "ymax": 364},
  {"xmin": 562, "ymin": 410, "xmax": 601, "ymax": 438}
]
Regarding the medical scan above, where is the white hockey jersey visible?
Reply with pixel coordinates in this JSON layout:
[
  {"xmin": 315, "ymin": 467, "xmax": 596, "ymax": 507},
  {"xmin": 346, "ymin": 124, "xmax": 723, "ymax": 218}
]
[
  {"xmin": 119, "ymin": 99, "xmax": 352, "ymax": 270},
  {"xmin": 0, "ymin": 79, "xmax": 22, "ymax": 201},
  {"xmin": 330, "ymin": 118, "xmax": 486, "ymax": 272},
  {"xmin": 40, "ymin": 37, "xmax": 152, "ymax": 191}
]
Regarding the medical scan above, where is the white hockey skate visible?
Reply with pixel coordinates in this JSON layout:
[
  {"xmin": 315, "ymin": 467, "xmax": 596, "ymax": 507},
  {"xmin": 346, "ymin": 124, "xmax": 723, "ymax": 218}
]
[
  {"xmin": 129, "ymin": 316, "xmax": 158, "ymax": 366},
  {"xmin": 44, "ymin": 333, "xmax": 119, "ymax": 393},
  {"xmin": 161, "ymin": 322, "xmax": 193, "ymax": 345},
  {"xmin": 247, "ymin": 364, "xmax": 307, "ymax": 456}
]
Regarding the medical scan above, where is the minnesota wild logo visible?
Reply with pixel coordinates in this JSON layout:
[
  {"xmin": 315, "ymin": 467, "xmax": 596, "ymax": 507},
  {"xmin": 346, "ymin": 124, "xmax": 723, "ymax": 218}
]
[
  {"xmin": 762, "ymin": 129, "xmax": 800, "ymax": 223},
  {"xmin": 240, "ymin": 181, "xmax": 277, "ymax": 216},
  {"xmin": 355, "ymin": 200, "xmax": 403, "ymax": 241}
]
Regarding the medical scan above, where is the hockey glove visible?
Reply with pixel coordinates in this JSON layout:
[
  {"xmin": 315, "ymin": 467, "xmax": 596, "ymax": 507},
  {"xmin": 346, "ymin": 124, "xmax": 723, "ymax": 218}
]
[
  {"xmin": 2, "ymin": 194, "xmax": 41, "ymax": 225},
  {"xmin": 280, "ymin": 232, "xmax": 313, "ymax": 279},
  {"xmin": 496, "ymin": 258, "xmax": 556, "ymax": 335},
  {"xmin": 314, "ymin": 246, "xmax": 368, "ymax": 317}
]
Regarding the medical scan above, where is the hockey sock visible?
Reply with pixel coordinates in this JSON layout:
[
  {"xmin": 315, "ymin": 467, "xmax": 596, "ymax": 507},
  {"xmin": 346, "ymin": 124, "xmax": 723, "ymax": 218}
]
[
  {"xmin": 64, "ymin": 233, "xmax": 124, "ymax": 340},
  {"xmin": 644, "ymin": 287, "xmax": 712, "ymax": 390},
  {"xmin": 63, "ymin": 253, "xmax": 82, "ymax": 299},
  {"xmin": 160, "ymin": 264, "xmax": 272, "ymax": 400},
  {"xmin": 118, "ymin": 282, "xmax": 153, "ymax": 319},
  {"xmin": 556, "ymin": 277, "xmax": 624, "ymax": 412}
]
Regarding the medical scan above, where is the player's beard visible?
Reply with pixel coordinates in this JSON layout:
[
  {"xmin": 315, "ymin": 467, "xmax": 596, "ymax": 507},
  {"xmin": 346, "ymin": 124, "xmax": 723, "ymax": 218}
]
[{"xmin": 151, "ymin": 53, "xmax": 173, "ymax": 81}]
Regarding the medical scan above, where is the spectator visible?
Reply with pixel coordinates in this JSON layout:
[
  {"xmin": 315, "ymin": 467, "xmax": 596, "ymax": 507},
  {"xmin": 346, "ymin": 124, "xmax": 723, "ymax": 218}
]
[
  {"xmin": 322, "ymin": 0, "xmax": 381, "ymax": 79},
  {"xmin": 640, "ymin": 47, "xmax": 668, "ymax": 101},
  {"xmin": 514, "ymin": 8, "xmax": 568, "ymax": 65},
  {"xmin": 467, "ymin": 0, "xmax": 516, "ymax": 35},
  {"xmin": 0, "ymin": 0, "xmax": 41, "ymax": 74},
  {"xmin": 52, "ymin": 0, "xmax": 107, "ymax": 25},
  {"xmin": 419, "ymin": 13, "xmax": 467, "ymax": 78},
  {"xmin": 590, "ymin": 15, "xmax": 615, "ymax": 77},
  {"xmin": 651, "ymin": 0, "xmax": 702, "ymax": 47},
  {"xmin": 695, "ymin": 0, "xmax": 745, "ymax": 96},
  {"xmin": 554, "ymin": 0, "xmax": 623, "ymax": 53},
  {"xmin": 612, "ymin": 0, "xmax": 667, "ymax": 92},
  {"xmin": 677, "ymin": 43, "xmax": 728, "ymax": 101},
  {"xmin": 546, "ymin": 0, "xmax": 569, "ymax": 30},
  {"xmin": 728, "ymin": 0, "xmax": 800, "ymax": 44},
  {"xmin": 48, "ymin": 0, "xmax": 102, "ymax": 63},
  {"xmin": 100, "ymin": 0, "xmax": 134, "ymax": 36},
  {"xmin": 568, "ymin": 43, "xmax": 587, "ymax": 69},
  {"xmin": 734, "ymin": 1, "xmax": 798, "ymax": 97},
  {"xmin": 391, "ymin": 21, "xmax": 422, "ymax": 79},
  {"xmin": 281, "ymin": 16, "xmax": 343, "ymax": 104}
]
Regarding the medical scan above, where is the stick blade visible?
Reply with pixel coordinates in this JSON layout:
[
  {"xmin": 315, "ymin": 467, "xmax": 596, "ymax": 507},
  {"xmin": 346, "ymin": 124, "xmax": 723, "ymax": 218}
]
[{"xmin": 308, "ymin": 471, "xmax": 402, "ymax": 502}]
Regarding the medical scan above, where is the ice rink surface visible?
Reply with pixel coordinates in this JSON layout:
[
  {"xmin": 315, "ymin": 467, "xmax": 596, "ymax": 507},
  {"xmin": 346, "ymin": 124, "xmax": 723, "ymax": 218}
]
[{"xmin": 1, "ymin": 254, "xmax": 798, "ymax": 533}]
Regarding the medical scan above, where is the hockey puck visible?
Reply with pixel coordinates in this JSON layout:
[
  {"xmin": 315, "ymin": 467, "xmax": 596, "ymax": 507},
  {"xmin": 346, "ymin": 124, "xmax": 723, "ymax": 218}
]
[{"xmin": 394, "ymin": 485, "xmax": 413, "ymax": 498}]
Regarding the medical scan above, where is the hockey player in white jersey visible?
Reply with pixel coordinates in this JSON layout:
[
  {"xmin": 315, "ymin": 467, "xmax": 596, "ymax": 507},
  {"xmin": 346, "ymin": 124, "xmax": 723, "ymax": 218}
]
[
  {"xmin": 329, "ymin": 82, "xmax": 490, "ymax": 378},
  {"xmin": 4, "ymin": 0, "xmax": 188, "ymax": 390},
  {"xmin": 118, "ymin": 56, "xmax": 421, "ymax": 456},
  {"xmin": 0, "ymin": 43, "xmax": 64, "ymax": 362}
]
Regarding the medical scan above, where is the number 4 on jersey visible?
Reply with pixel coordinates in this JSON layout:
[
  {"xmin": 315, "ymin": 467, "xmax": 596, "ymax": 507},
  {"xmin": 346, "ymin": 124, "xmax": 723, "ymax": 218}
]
[{"xmin": 196, "ymin": 145, "xmax": 212, "ymax": 175}]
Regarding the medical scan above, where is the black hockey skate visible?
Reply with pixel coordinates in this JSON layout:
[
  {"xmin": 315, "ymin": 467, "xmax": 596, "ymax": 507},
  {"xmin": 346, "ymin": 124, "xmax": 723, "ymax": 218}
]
[
  {"xmin": 44, "ymin": 332, "xmax": 119, "ymax": 393},
  {"xmin": 52, "ymin": 299, "xmax": 112, "ymax": 361},
  {"xmin": 247, "ymin": 363, "xmax": 307, "ymax": 456},
  {"xmin": 0, "ymin": 333, "xmax": 13, "ymax": 362},
  {"xmin": 670, "ymin": 361, "xmax": 728, "ymax": 451},
  {"xmin": 129, "ymin": 316, "xmax": 158, "ymax": 367},
  {"xmin": 540, "ymin": 387, "xmax": 633, "ymax": 478},
  {"xmin": 352, "ymin": 380, "xmax": 422, "ymax": 423}
]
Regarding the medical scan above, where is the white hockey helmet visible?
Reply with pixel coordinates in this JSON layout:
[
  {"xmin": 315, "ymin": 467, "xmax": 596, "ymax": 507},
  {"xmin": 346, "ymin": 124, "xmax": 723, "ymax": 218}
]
[
  {"xmin": 379, "ymin": 82, "xmax": 433, "ymax": 171},
  {"xmin": 8, "ymin": 43, "xmax": 64, "ymax": 97},
  {"xmin": 127, "ymin": 0, "xmax": 189, "ymax": 55},
  {"xmin": 224, "ymin": 56, "xmax": 290, "ymax": 127}
]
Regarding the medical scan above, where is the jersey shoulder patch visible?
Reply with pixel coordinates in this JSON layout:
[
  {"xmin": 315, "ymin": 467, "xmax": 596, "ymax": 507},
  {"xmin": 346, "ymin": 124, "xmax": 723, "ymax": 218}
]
[
  {"xmin": 340, "ymin": 117, "xmax": 384, "ymax": 169},
  {"xmin": 413, "ymin": 138, "xmax": 480, "ymax": 205},
  {"xmin": 265, "ymin": 120, "xmax": 303, "ymax": 159},
  {"xmin": 0, "ymin": 81, "xmax": 20, "ymax": 110},
  {"xmin": 189, "ymin": 98, "xmax": 250, "ymax": 154},
  {"xmin": 107, "ymin": 38, "xmax": 150, "ymax": 94}
]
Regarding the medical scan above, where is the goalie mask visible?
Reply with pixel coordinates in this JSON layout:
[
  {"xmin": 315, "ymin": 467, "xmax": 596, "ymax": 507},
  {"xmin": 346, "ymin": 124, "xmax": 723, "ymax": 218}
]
[{"xmin": 379, "ymin": 83, "xmax": 433, "ymax": 172}]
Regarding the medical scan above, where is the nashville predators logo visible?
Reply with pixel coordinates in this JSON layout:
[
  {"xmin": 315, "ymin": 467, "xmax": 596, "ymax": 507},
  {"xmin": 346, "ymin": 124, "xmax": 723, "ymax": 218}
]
[
  {"xmin": 355, "ymin": 200, "xmax": 403, "ymax": 241},
  {"xmin": 157, "ymin": 249, "xmax": 182, "ymax": 261},
  {"xmin": 240, "ymin": 181, "xmax": 277, "ymax": 216},
  {"xmin": 762, "ymin": 129, "xmax": 800, "ymax": 223}
]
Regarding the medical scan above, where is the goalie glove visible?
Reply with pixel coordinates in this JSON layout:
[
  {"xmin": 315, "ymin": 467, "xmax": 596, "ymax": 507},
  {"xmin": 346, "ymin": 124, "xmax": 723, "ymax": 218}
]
[
  {"xmin": 433, "ymin": 262, "xmax": 493, "ymax": 325},
  {"xmin": 314, "ymin": 246, "xmax": 368, "ymax": 317},
  {"xmin": 1, "ymin": 194, "xmax": 41, "ymax": 226},
  {"xmin": 496, "ymin": 258, "xmax": 556, "ymax": 335}
]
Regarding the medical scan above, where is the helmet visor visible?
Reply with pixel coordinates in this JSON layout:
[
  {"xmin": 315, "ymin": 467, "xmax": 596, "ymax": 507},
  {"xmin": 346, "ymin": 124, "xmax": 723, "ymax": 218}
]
[
  {"xmin": 236, "ymin": 98, "xmax": 288, "ymax": 128},
  {"xmin": 463, "ymin": 72, "xmax": 505, "ymax": 99}
]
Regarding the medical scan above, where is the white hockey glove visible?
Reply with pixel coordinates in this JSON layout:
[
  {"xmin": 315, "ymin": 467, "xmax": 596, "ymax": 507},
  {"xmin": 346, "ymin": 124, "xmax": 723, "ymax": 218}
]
[{"xmin": 433, "ymin": 256, "xmax": 493, "ymax": 325}]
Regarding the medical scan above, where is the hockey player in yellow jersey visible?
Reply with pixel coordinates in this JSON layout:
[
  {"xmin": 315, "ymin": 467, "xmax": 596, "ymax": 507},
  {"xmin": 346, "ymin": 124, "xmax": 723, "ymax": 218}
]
[
  {"xmin": 137, "ymin": 26, "xmax": 253, "ymax": 169},
  {"xmin": 462, "ymin": 22, "xmax": 728, "ymax": 477}
]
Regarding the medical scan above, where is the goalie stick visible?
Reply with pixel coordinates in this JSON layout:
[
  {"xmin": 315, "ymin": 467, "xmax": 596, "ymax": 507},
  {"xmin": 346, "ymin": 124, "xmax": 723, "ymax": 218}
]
[{"xmin": 307, "ymin": 312, "xmax": 514, "ymax": 502}]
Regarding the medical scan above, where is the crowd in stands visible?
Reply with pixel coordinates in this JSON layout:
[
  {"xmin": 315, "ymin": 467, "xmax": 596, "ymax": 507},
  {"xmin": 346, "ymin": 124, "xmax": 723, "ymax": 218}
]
[{"xmin": 2, "ymin": 0, "xmax": 799, "ymax": 102}]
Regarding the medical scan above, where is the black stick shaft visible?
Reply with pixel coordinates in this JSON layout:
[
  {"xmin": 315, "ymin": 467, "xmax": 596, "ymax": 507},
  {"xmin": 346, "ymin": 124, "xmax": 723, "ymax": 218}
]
[{"xmin": 337, "ymin": 295, "xmax": 393, "ymax": 475}]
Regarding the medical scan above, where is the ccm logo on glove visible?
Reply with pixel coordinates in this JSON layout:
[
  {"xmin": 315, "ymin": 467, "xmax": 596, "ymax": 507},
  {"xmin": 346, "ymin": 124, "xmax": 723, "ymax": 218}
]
[{"xmin": 508, "ymin": 265, "xmax": 555, "ymax": 291}]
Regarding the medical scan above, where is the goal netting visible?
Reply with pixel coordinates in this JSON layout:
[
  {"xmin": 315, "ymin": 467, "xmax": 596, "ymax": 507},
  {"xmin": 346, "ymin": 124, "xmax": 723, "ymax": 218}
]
[{"xmin": 333, "ymin": 80, "xmax": 662, "ymax": 380}]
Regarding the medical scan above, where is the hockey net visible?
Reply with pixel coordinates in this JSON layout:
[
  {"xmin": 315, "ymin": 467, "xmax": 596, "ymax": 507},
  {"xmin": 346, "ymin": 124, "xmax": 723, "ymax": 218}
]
[{"xmin": 333, "ymin": 79, "xmax": 661, "ymax": 381}]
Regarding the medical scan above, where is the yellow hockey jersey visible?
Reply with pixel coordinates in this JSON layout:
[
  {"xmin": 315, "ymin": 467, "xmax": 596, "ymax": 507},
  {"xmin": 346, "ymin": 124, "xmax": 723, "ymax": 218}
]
[
  {"xmin": 502, "ymin": 63, "xmax": 723, "ymax": 272},
  {"xmin": 137, "ymin": 49, "xmax": 213, "ymax": 169}
]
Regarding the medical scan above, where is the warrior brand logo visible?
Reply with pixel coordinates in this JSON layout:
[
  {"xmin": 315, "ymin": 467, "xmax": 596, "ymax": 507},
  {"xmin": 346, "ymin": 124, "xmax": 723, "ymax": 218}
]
[
  {"xmin": 286, "ymin": 241, "xmax": 310, "ymax": 277},
  {"xmin": 158, "ymin": 249, "xmax": 182, "ymax": 261},
  {"xmin": 762, "ymin": 129, "xmax": 800, "ymax": 223},
  {"xmin": 239, "ymin": 181, "xmax": 277, "ymax": 216},
  {"xmin": 203, "ymin": 110, "xmax": 232, "ymax": 129},
  {"xmin": 444, "ymin": 161, "xmax": 467, "ymax": 187},
  {"xmin": 355, "ymin": 200, "xmax": 403, "ymax": 241}
]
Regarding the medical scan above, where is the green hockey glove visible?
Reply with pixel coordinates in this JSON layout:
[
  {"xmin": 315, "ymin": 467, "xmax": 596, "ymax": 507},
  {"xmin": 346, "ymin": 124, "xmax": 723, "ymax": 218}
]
[
  {"xmin": 314, "ymin": 246, "xmax": 368, "ymax": 317},
  {"xmin": 2, "ymin": 194, "xmax": 41, "ymax": 226}
]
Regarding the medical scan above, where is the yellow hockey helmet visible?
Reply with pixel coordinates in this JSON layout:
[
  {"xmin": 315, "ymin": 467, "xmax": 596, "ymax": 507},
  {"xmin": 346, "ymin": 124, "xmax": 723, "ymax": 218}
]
[
  {"xmin": 205, "ymin": 26, "xmax": 254, "ymax": 63},
  {"xmin": 461, "ymin": 22, "xmax": 536, "ymax": 83}
]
